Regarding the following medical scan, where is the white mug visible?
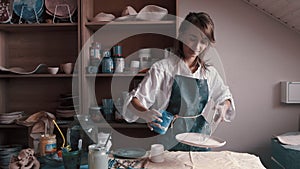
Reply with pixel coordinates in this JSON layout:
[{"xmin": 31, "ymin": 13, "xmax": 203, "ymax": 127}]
[
  {"xmin": 88, "ymin": 146, "xmax": 108, "ymax": 169},
  {"xmin": 150, "ymin": 144, "xmax": 164, "ymax": 163}
]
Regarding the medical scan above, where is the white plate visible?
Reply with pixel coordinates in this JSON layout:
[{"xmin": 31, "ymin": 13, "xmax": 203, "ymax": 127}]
[{"xmin": 175, "ymin": 133, "xmax": 226, "ymax": 148}]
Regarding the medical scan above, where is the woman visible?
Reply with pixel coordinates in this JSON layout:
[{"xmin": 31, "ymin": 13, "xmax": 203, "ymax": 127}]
[{"xmin": 123, "ymin": 12, "xmax": 235, "ymax": 151}]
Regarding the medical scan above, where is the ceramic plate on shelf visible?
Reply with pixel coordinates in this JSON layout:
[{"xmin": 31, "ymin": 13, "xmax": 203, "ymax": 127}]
[
  {"xmin": 0, "ymin": 0, "xmax": 13, "ymax": 23},
  {"xmin": 112, "ymin": 148, "xmax": 146, "ymax": 159},
  {"xmin": 0, "ymin": 64, "xmax": 48, "ymax": 75},
  {"xmin": 13, "ymin": 0, "xmax": 44, "ymax": 22},
  {"xmin": 175, "ymin": 132, "xmax": 226, "ymax": 148},
  {"xmin": 45, "ymin": 0, "xmax": 77, "ymax": 19},
  {"xmin": 0, "ymin": 111, "xmax": 24, "ymax": 124}
]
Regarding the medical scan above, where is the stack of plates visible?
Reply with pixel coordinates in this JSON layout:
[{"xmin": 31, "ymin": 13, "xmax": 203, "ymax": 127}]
[
  {"xmin": 56, "ymin": 93, "xmax": 78, "ymax": 119},
  {"xmin": 13, "ymin": 0, "xmax": 44, "ymax": 22},
  {"xmin": 0, "ymin": 144, "xmax": 22, "ymax": 169},
  {"xmin": 0, "ymin": 111, "xmax": 24, "ymax": 124}
]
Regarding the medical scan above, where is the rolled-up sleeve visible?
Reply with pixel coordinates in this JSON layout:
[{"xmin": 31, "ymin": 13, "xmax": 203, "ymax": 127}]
[{"xmin": 122, "ymin": 66, "xmax": 161, "ymax": 122}]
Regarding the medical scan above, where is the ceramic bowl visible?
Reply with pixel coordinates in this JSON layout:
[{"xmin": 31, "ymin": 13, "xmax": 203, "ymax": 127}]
[
  {"xmin": 48, "ymin": 67, "xmax": 59, "ymax": 74},
  {"xmin": 60, "ymin": 63, "xmax": 73, "ymax": 74}
]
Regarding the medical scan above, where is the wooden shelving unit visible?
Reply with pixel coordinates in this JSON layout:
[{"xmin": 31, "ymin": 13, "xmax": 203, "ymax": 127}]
[
  {"xmin": 0, "ymin": 0, "xmax": 81, "ymax": 147},
  {"xmin": 0, "ymin": 0, "xmax": 177, "ymax": 147}
]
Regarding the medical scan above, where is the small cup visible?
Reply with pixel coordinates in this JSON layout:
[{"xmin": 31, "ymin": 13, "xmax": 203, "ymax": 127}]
[
  {"xmin": 102, "ymin": 99, "xmax": 114, "ymax": 108},
  {"xmin": 62, "ymin": 150, "xmax": 81, "ymax": 169},
  {"xmin": 48, "ymin": 67, "xmax": 59, "ymax": 74},
  {"xmin": 150, "ymin": 144, "xmax": 164, "ymax": 163},
  {"xmin": 89, "ymin": 106, "xmax": 103, "ymax": 123},
  {"xmin": 61, "ymin": 63, "xmax": 73, "ymax": 74},
  {"xmin": 151, "ymin": 110, "xmax": 174, "ymax": 135},
  {"xmin": 130, "ymin": 60, "xmax": 140, "ymax": 73}
]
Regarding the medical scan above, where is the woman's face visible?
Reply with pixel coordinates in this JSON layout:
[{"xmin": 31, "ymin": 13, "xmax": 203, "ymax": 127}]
[{"xmin": 181, "ymin": 26, "xmax": 210, "ymax": 59}]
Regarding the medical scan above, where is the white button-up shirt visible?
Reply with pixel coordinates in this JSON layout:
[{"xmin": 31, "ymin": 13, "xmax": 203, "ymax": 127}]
[{"xmin": 123, "ymin": 55, "xmax": 235, "ymax": 123}]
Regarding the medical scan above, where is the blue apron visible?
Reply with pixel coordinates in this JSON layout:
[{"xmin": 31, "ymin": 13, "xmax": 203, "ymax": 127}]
[{"xmin": 164, "ymin": 75, "xmax": 210, "ymax": 151}]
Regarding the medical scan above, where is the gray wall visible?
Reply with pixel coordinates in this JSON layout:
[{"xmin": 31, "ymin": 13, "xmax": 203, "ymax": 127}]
[{"xmin": 179, "ymin": 0, "xmax": 300, "ymax": 167}]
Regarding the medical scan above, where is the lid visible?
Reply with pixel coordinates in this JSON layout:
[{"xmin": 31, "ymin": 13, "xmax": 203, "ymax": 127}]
[
  {"xmin": 138, "ymin": 48, "xmax": 151, "ymax": 54},
  {"xmin": 89, "ymin": 106, "xmax": 101, "ymax": 110},
  {"xmin": 103, "ymin": 50, "xmax": 111, "ymax": 57},
  {"xmin": 136, "ymin": 5, "xmax": 168, "ymax": 21},
  {"xmin": 41, "ymin": 134, "xmax": 56, "ymax": 139},
  {"xmin": 91, "ymin": 42, "xmax": 101, "ymax": 48},
  {"xmin": 113, "ymin": 46, "xmax": 122, "ymax": 56}
]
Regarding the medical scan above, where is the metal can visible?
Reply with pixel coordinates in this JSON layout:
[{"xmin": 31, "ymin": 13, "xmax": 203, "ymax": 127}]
[
  {"xmin": 114, "ymin": 57, "xmax": 125, "ymax": 73},
  {"xmin": 88, "ymin": 145, "xmax": 108, "ymax": 169},
  {"xmin": 102, "ymin": 50, "xmax": 113, "ymax": 73}
]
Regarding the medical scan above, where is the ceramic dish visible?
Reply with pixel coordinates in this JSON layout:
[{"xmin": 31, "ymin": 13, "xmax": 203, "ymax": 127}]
[
  {"xmin": 48, "ymin": 67, "xmax": 59, "ymax": 74},
  {"xmin": 175, "ymin": 132, "xmax": 226, "ymax": 148},
  {"xmin": 112, "ymin": 148, "xmax": 146, "ymax": 159},
  {"xmin": 0, "ymin": 111, "xmax": 23, "ymax": 124},
  {"xmin": 13, "ymin": 0, "xmax": 44, "ymax": 22},
  {"xmin": 0, "ymin": 64, "xmax": 48, "ymax": 75},
  {"xmin": 0, "ymin": 1, "xmax": 13, "ymax": 23},
  {"xmin": 56, "ymin": 109, "xmax": 75, "ymax": 118},
  {"xmin": 45, "ymin": 0, "xmax": 77, "ymax": 19}
]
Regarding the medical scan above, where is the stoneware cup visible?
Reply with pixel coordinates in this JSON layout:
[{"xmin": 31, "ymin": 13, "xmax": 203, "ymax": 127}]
[
  {"xmin": 62, "ymin": 150, "xmax": 81, "ymax": 169},
  {"xmin": 150, "ymin": 144, "xmax": 164, "ymax": 163},
  {"xmin": 61, "ymin": 62, "xmax": 73, "ymax": 74},
  {"xmin": 47, "ymin": 67, "xmax": 59, "ymax": 74},
  {"xmin": 151, "ymin": 110, "xmax": 174, "ymax": 135}
]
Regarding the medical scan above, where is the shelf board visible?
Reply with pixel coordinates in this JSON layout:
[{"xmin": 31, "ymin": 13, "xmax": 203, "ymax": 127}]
[
  {"xmin": 85, "ymin": 20, "xmax": 176, "ymax": 31},
  {"xmin": 95, "ymin": 122, "xmax": 148, "ymax": 129},
  {"xmin": 85, "ymin": 73, "xmax": 146, "ymax": 77},
  {"xmin": 0, "ymin": 23, "xmax": 78, "ymax": 32},
  {"xmin": 0, "ymin": 74, "xmax": 77, "ymax": 78},
  {"xmin": 0, "ymin": 124, "xmax": 26, "ymax": 128},
  {"xmin": 0, "ymin": 122, "xmax": 147, "ymax": 129}
]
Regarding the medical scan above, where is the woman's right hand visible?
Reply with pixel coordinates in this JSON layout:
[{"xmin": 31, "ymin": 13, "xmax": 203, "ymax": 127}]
[
  {"xmin": 140, "ymin": 109, "xmax": 163, "ymax": 123},
  {"xmin": 129, "ymin": 98, "xmax": 163, "ymax": 131},
  {"xmin": 141, "ymin": 109, "xmax": 163, "ymax": 131}
]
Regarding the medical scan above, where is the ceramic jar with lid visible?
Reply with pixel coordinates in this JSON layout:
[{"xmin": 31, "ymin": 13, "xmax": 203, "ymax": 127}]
[
  {"xmin": 40, "ymin": 134, "xmax": 57, "ymax": 156},
  {"xmin": 101, "ymin": 50, "xmax": 113, "ymax": 73},
  {"xmin": 89, "ymin": 106, "xmax": 103, "ymax": 123}
]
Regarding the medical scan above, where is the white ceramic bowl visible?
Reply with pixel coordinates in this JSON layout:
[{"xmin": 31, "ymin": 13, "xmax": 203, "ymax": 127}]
[{"xmin": 48, "ymin": 67, "xmax": 59, "ymax": 74}]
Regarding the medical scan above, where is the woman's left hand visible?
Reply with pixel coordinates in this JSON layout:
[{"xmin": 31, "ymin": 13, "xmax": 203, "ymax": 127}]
[{"xmin": 214, "ymin": 100, "xmax": 231, "ymax": 122}]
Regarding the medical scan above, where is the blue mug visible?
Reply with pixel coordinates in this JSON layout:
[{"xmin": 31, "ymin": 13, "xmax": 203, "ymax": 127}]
[{"xmin": 151, "ymin": 110, "xmax": 174, "ymax": 134}]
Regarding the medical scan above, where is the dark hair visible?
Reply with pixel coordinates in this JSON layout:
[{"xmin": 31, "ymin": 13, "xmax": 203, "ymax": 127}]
[{"xmin": 174, "ymin": 12, "xmax": 215, "ymax": 71}]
